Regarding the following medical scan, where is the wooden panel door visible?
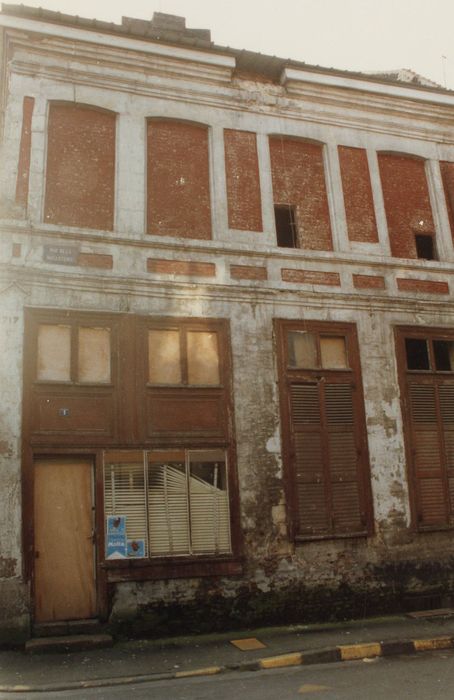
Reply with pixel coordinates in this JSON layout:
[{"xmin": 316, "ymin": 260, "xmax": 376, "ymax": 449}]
[{"xmin": 34, "ymin": 458, "xmax": 96, "ymax": 622}]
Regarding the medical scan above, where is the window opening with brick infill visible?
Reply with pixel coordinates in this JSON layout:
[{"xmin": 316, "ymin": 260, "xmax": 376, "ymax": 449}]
[
  {"xmin": 397, "ymin": 328, "xmax": 454, "ymax": 530},
  {"xmin": 274, "ymin": 205, "xmax": 297, "ymax": 248},
  {"xmin": 276, "ymin": 321, "xmax": 373, "ymax": 540}
]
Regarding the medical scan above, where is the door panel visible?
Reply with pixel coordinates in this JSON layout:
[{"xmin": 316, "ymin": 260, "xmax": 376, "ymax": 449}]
[{"xmin": 34, "ymin": 458, "xmax": 96, "ymax": 622}]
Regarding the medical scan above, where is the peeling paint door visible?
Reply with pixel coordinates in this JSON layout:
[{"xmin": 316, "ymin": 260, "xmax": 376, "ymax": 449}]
[{"xmin": 34, "ymin": 458, "xmax": 96, "ymax": 622}]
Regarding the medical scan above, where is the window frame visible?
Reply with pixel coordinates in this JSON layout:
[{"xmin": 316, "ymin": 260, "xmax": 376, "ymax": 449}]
[
  {"xmin": 275, "ymin": 319, "xmax": 374, "ymax": 542},
  {"xmin": 395, "ymin": 326, "xmax": 454, "ymax": 532}
]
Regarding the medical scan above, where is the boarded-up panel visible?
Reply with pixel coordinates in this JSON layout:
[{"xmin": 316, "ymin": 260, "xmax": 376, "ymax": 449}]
[
  {"xmin": 34, "ymin": 394, "xmax": 114, "ymax": 435},
  {"xmin": 338, "ymin": 146, "xmax": 378, "ymax": 243},
  {"xmin": 187, "ymin": 331, "xmax": 220, "ymax": 386},
  {"xmin": 409, "ymin": 383, "xmax": 447, "ymax": 526},
  {"xmin": 147, "ymin": 391, "xmax": 225, "ymax": 436},
  {"xmin": 440, "ymin": 161, "xmax": 454, "ymax": 243},
  {"xmin": 147, "ymin": 120, "xmax": 212, "ymax": 240},
  {"xmin": 148, "ymin": 330, "xmax": 182, "ymax": 385},
  {"xmin": 34, "ymin": 459, "xmax": 96, "ymax": 622},
  {"xmin": 269, "ymin": 137, "xmax": 333, "ymax": 251},
  {"xmin": 320, "ymin": 337, "xmax": 348, "ymax": 369},
  {"xmin": 377, "ymin": 153, "xmax": 435, "ymax": 259},
  {"xmin": 78, "ymin": 327, "xmax": 111, "ymax": 383},
  {"xmin": 37, "ymin": 325, "xmax": 71, "ymax": 382},
  {"xmin": 44, "ymin": 103, "xmax": 116, "ymax": 230},
  {"xmin": 224, "ymin": 129, "xmax": 262, "ymax": 231}
]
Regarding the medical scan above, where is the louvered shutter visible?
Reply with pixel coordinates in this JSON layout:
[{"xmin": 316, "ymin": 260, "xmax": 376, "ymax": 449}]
[
  {"xmin": 147, "ymin": 464, "xmax": 190, "ymax": 556},
  {"xmin": 290, "ymin": 383, "xmax": 329, "ymax": 535},
  {"xmin": 409, "ymin": 383, "xmax": 448, "ymax": 527},
  {"xmin": 190, "ymin": 472, "xmax": 231, "ymax": 555},
  {"xmin": 440, "ymin": 385, "xmax": 454, "ymax": 517},
  {"xmin": 104, "ymin": 463, "xmax": 148, "ymax": 555},
  {"xmin": 325, "ymin": 383, "xmax": 364, "ymax": 534}
]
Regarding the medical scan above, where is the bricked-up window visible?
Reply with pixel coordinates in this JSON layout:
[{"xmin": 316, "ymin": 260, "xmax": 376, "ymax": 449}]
[
  {"xmin": 44, "ymin": 103, "xmax": 116, "ymax": 230},
  {"xmin": 224, "ymin": 129, "xmax": 262, "ymax": 232},
  {"xmin": 103, "ymin": 449, "xmax": 231, "ymax": 559},
  {"xmin": 377, "ymin": 153, "xmax": 436, "ymax": 259},
  {"xmin": 276, "ymin": 320, "xmax": 373, "ymax": 540},
  {"xmin": 338, "ymin": 146, "xmax": 379, "ymax": 243},
  {"xmin": 440, "ymin": 161, "xmax": 454, "ymax": 242},
  {"xmin": 269, "ymin": 137, "xmax": 333, "ymax": 251},
  {"xmin": 396, "ymin": 327, "xmax": 454, "ymax": 530},
  {"xmin": 147, "ymin": 119, "xmax": 212, "ymax": 240}
]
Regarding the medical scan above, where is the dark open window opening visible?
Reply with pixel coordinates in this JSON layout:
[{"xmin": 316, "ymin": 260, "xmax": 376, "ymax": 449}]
[
  {"xmin": 415, "ymin": 234, "xmax": 436, "ymax": 260},
  {"xmin": 405, "ymin": 338, "xmax": 430, "ymax": 370},
  {"xmin": 275, "ymin": 205, "xmax": 297, "ymax": 248}
]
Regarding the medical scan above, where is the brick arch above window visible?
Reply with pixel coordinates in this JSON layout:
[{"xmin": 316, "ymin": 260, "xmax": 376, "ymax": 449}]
[
  {"xmin": 377, "ymin": 151, "xmax": 436, "ymax": 260},
  {"xmin": 44, "ymin": 102, "xmax": 116, "ymax": 231},
  {"xmin": 147, "ymin": 118, "xmax": 212, "ymax": 240}
]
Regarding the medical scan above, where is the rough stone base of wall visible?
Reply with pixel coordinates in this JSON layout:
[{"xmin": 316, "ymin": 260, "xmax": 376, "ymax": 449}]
[
  {"xmin": 0, "ymin": 579, "xmax": 30, "ymax": 645},
  {"xmin": 109, "ymin": 558, "xmax": 454, "ymax": 639}
]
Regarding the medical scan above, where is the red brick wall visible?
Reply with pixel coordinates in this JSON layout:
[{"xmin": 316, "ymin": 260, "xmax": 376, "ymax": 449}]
[
  {"xmin": 147, "ymin": 120, "xmax": 212, "ymax": 240},
  {"xmin": 338, "ymin": 146, "xmax": 378, "ymax": 243},
  {"xmin": 397, "ymin": 278, "xmax": 449, "ymax": 295},
  {"xmin": 224, "ymin": 129, "xmax": 262, "ymax": 231},
  {"xmin": 440, "ymin": 161, "xmax": 454, "ymax": 242},
  {"xmin": 15, "ymin": 96, "xmax": 35, "ymax": 210},
  {"xmin": 147, "ymin": 259, "xmax": 215, "ymax": 277},
  {"xmin": 44, "ymin": 103, "xmax": 116, "ymax": 230},
  {"xmin": 377, "ymin": 153, "xmax": 435, "ymax": 259},
  {"xmin": 281, "ymin": 269, "xmax": 340, "ymax": 286},
  {"xmin": 269, "ymin": 137, "xmax": 333, "ymax": 251},
  {"xmin": 353, "ymin": 274, "xmax": 385, "ymax": 290},
  {"xmin": 230, "ymin": 264, "xmax": 267, "ymax": 280}
]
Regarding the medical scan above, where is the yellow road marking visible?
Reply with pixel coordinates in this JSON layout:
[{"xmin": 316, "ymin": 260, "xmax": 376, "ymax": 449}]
[
  {"xmin": 260, "ymin": 652, "xmax": 303, "ymax": 668},
  {"xmin": 413, "ymin": 637, "xmax": 454, "ymax": 651},
  {"xmin": 338, "ymin": 642, "xmax": 382, "ymax": 660},
  {"xmin": 299, "ymin": 684, "xmax": 331, "ymax": 694}
]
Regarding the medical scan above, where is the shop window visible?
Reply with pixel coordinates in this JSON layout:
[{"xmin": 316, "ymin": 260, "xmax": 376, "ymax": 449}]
[
  {"xmin": 276, "ymin": 320, "xmax": 373, "ymax": 540},
  {"xmin": 104, "ymin": 449, "xmax": 231, "ymax": 559},
  {"xmin": 36, "ymin": 323, "xmax": 111, "ymax": 384},
  {"xmin": 397, "ymin": 328, "xmax": 454, "ymax": 530}
]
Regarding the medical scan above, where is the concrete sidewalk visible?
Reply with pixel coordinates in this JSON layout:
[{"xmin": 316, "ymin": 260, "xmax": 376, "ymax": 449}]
[{"xmin": 2, "ymin": 612, "xmax": 454, "ymax": 693}]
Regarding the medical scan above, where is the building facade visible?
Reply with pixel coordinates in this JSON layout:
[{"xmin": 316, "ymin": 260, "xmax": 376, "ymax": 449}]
[{"xmin": 2, "ymin": 5, "xmax": 454, "ymax": 642}]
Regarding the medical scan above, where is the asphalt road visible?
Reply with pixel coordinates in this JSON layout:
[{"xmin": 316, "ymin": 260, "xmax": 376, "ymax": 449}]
[{"xmin": 3, "ymin": 650, "xmax": 454, "ymax": 699}]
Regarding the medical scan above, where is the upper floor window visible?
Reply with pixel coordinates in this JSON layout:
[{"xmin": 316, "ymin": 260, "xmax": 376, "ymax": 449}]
[
  {"xmin": 148, "ymin": 327, "xmax": 220, "ymax": 386},
  {"xmin": 44, "ymin": 103, "xmax": 116, "ymax": 231},
  {"xmin": 269, "ymin": 136, "xmax": 333, "ymax": 251},
  {"xmin": 377, "ymin": 152, "xmax": 436, "ymax": 260},
  {"xmin": 147, "ymin": 119, "xmax": 212, "ymax": 240}
]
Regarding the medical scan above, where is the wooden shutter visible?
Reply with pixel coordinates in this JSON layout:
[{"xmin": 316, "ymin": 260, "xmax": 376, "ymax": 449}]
[
  {"xmin": 440, "ymin": 385, "xmax": 454, "ymax": 517},
  {"xmin": 408, "ymin": 383, "xmax": 448, "ymax": 527},
  {"xmin": 291, "ymin": 383, "xmax": 329, "ymax": 535},
  {"xmin": 325, "ymin": 383, "xmax": 363, "ymax": 533},
  {"xmin": 290, "ymin": 382, "xmax": 364, "ymax": 536},
  {"xmin": 147, "ymin": 464, "xmax": 190, "ymax": 556},
  {"xmin": 104, "ymin": 463, "xmax": 148, "ymax": 555}
]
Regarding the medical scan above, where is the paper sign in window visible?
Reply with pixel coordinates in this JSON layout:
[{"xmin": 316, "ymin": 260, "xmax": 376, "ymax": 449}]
[
  {"xmin": 148, "ymin": 329, "xmax": 181, "ymax": 384},
  {"xmin": 37, "ymin": 324, "xmax": 71, "ymax": 381},
  {"xmin": 187, "ymin": 331, "xmax": 220, "ymax": 385},
  {"xmin": 78, "ymin": 327, "xmax": 111, "ymax": 383}
]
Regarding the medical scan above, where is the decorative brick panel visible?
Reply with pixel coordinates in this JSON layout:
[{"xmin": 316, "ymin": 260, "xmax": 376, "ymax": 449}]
[
  {"xmin": 224, "ymin": 129, "xmax": 262, "ymax": 232},
  {"xmin": 230, "ymin": 264, "xmax": 267, "ymax": 280},
  {"xmin": 377, "ymin": 153, "xmax": 435, "ymax": 259},
  {"xmin": 15, "ymin": 96, "xmax": 35, "ymax": 210},
  {"xmin": 269, "ymin": 137, "xmax": 333, "ymax": 251},
  {"xmin": 44, "ymin": 103, "xmax": 116, "ymax": 230},
  {"xmin": 338, "ymin": 146, "xmax": 378, "ymax": 243},
  {"xmin": 281, "ymin": 269, "xmax": 341, "ymax": 286},
  {"xmin": 397, "ymin": 278, "xmax": 449, "ymax": 295},
  {"xmin": 353, "ymin": 274, "xmax": 385, "ymax": 289},
  {"xmin": 147, "ymin": 120, "xmax": 212, "ymax": 240},
  {"xmin": 78, "ymin": 253, "xmax": 113, "ymax": 269},
  {"xmin": 440, "ymin": 161, "xmax": 454, "ymax": 242},
  {"xmin": 147, "ymin": 259, "xmax": 216, "ymax": 277}
]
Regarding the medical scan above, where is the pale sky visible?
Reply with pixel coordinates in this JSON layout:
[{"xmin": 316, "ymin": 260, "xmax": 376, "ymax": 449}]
[{"xmin": 7, "ymin": 0, "xmax": 454, "ymax": 90}]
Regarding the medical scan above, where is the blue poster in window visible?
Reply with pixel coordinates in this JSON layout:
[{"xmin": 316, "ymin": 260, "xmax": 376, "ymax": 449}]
[
  {"xmin": 106, "ymin": 515, "xmax": 127, "ymax": 559},
  {"xmin": 127, "ymin": 539, "xmax": 146, "ymax": 558}
]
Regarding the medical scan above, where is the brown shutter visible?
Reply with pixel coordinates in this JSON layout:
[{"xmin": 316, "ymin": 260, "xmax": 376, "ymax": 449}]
[
  {"xmin": 409, "ymin": 383, "xmax": 448, "ymax": 527},
  {"xmin": 325, "ymin": 383, "xmax": 364, "ymax": 534},
  {"xmin": 439, "ymin": 385, "xmax": 454, "ymax": 520},
  {"xmin": 290, "ymin": 383, "xmax": 329, "ymax": 535}
]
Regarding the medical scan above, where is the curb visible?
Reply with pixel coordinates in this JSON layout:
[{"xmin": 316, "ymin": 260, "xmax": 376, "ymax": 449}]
[{"xmin": 1, "ymin": 635, "xmax": 453, "ymax": 693}]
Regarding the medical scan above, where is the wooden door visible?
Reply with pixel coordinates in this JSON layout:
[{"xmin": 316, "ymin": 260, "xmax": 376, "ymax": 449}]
[{"xmin": 34, "ymin": 458, "xmax": 96, "ymax": 622}]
